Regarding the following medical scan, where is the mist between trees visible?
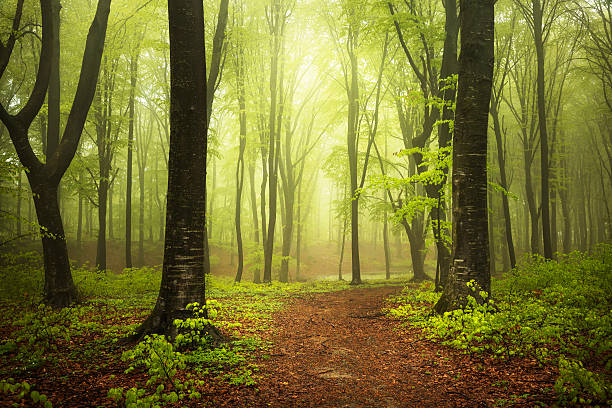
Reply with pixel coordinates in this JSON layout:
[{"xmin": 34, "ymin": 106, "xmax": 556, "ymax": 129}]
[
  {"xmin": 0, "ymin": 0, "xmax": 610, "ymax": 406},
  {"xmin": 1, "ymin": 0, "xmax": 609, "ymax": 296}
]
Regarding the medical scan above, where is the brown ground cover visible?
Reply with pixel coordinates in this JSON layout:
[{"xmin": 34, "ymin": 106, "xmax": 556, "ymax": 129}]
[{"xmin": 1, "ymin": 285, "xmax": 558, "ymax": 407}]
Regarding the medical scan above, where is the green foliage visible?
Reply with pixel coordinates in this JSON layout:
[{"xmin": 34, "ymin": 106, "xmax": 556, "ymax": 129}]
[
  {"xmin": 387, "ymin": 245, "xmax": 612, "ymax": 406},
  {"xmin": 10, "ymin": 305, "xmax": 74, "ymax": 368},
  {"xmin": 0, "ymin": 378, "xmax": 53, "ymax": 408},
  {"xmin": 75, "ymin": 266, "xmax": 162, "ymax": 303},
  {"xmin": 110, "ymin": 334, "xmax": 202, "ymax": 407},
  {"xmin": 0, "ymin": 251, "xmax": 45, "ymax": 302}
]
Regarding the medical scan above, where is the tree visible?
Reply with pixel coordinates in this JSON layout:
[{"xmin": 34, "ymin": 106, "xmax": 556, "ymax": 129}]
[
  {"xmin": 233, "ymin": 3, "xmax": 247, "ymax": 283},
  {"xmin": 434, "ymin": 0, "xmax": 494, "ymax": 313},
  {"xmin": 388, "ymin": 0, "xmax": 458, "ymax": 287},
  {"xmin": 126, "ymin": 44, "xmax": 141, "ymax": 269},
  {"xmin": 0, "ymin": 0, "xmax": 111, "ymax": 307},
  {"xmin": 136, "ymin": 0, "xmax": 213, "ymax": 336}
]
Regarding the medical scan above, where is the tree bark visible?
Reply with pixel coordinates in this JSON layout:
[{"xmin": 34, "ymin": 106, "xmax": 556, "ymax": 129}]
[
  {"xmin": 0, "ymin": 0, "xmax": 111, "ymax": 307},
  {"xmin": 125, "ymin": 52, "xmax": 138, "ymax": 268},
  {"xmin": 490, "ymin": 101, "xmax": 516, "ymax": 268},
  {"xmin": 533, "ymin": 0, "xmax": 553, "ymax": 259},
  {"xmin": 234, "ymin": 42, "xmax": 246, "ymax": 283},
  {"xmin": 136, "ymin": 0, "xmax": 211, "ymax": 337},
  {"xmin": 434, "ymin": 0, "xmax": 494, "ymax": 313}
]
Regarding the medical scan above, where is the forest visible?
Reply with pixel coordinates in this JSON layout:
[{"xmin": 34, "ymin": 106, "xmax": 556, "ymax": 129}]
[{"xmin": 0, "ymin": 0, "xmax": 610, "ymax": 406}]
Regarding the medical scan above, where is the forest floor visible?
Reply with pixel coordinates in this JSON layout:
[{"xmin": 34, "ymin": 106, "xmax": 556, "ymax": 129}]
[
  {"xmin": 212, "ymin": 285, "xmax": 557, "ymax": 408},
  {"xmin": 1, "ymin": 283, "xmax": 560, "ymax": 408}
]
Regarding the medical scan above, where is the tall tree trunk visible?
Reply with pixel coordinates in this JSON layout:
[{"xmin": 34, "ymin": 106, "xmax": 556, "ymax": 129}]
[
  {"xmin": 488, "ymin": 186, "xmax": 496, "ymax": 276},
  {"xmin": 30, "ymin": 177, "xmax": 76, "ymax": 307},
  {"xmin": 77, "ymin": 169, "xmax": 83, "ymax": 262},
  {"xmin": 96, "ymin": 178, "xmax": 108, "ymax": 270},
  {"xmin": 234, "ymin": 34, "xmax": 247, "ymax": 283},
  {"xmin": 138, "ymin": 160, "xmax": 145, "ymax": 266},
  {"xmin": 47, "ymin": 0, "xmax": 61, "ymax": 160},
  {"xmin": 108, "ymin": 176, "xmax": 114, "ymax": 240},
  {"xmin": 203, "ymin": 0, "xmax": 229, "ymax": 277},
  {"xmin": 431, "ymin": 0, "xmax": 458, "ymax": 289},
  {"xmin": 383, "ymin": 210, "xmax": 390, "ymax": 280},
  {"xmin": 435, "ymin": 0, "xmax": 494, "ymax": 313},
  {"xmin": 296, "ymin": 181, "xmax": 302, "ymax": 281},
  {"xmin": 490, "ymin": 102, "xmax": 516, "ymax": 268},
  {"xmin": 338, "ymin": 216, "xmax": 347, "ymax": 281},
  {"xmin": 0, "ymin": 0, "xmax": 111, "ymax": 307},
  {"xmin": 533, "ymin": 0, "xmax": 552, "ymax": 259},
  {"xmin": 348, "ymin": 42, "xmax": 361, "ymax": 285},
  {"xmin": 136, "ymin": 0, "xmax": 212, "ymax": 337},
  {"xmin": 524, "ymin": 149, "xmax": 540, "ymax": 254},
  {"xmin": 16, "ymin": 170, "xmax": 22, "ymax": 236},
  {"xmin": 125, "ymin": 53, "xmax": 138, "ymax": 268},
  {"xmin": 248, "ymin": 162, "xmax": 261, "ymax": 283}
]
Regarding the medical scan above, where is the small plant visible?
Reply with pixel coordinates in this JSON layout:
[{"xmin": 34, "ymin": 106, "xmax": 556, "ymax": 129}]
[
  {"xmin": 387, "ymin": 245, "xmax": 612, "ymax": 406},
  {"xmin": 0, "ymin": 378, "xmax": 53, "ymax": 408},
  {"xmin": 554, "ymin": 357, "xmax": 611, "ymax": 406}
]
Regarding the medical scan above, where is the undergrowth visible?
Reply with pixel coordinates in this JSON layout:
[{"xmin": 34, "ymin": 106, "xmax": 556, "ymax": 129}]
[
  {"xmin": 387, "ymin": 244, "xmax": 612, "ymax": 406},
  {"xmin": 0, "ymin": 250, "xmax": 407, "ymax": 407}
]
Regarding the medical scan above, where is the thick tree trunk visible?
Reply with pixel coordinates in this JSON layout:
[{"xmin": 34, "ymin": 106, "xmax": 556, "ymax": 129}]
[
  {"xmin": 136, "ymin": 0, "xmax": 212, "ymax": 337},
  {"xmin": 29, "ymin": 174, "xmax": 77, "ymax": 307},
  {"xmin": 434, "ymin": 0, "xmax": 493, "ymax": 314}
]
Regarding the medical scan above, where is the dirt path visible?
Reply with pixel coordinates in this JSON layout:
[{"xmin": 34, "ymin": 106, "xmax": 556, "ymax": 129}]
[{"xmin": 216, "ymin": 285, "xmax": 556, "ymax": 408}]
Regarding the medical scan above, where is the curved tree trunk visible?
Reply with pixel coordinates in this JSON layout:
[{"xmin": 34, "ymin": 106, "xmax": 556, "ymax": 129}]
[
  {"xmin": 30, "ymin": 168, "xmax": 77, "ymax": 307},
  {"xmin": 0, "ymin": 0, "xmax": 110, "ymax": 307}
]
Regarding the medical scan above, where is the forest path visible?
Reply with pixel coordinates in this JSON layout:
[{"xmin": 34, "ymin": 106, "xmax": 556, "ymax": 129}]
[{"xmin": 218, "ymin": 285, "xmax": 556, "ymax": 408}]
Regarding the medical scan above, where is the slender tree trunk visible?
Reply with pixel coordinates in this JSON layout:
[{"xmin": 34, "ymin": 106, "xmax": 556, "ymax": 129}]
[
  {"xmin": 16, "ymin": 170, "xmax": 22, "ymax": 236},
  {"xmin": 347, "ymin": 45, "xmax": 361, "ymax": 285},
  {"xmin": 533, "ymin": 0, "xmax": 552, "ymax": 259},
  {"xmin": 431, "ymin": 0, "xmax": 458, "ymax": 289},
  {"xmin": 524, "ymin": 151, "xmax": 540, "ymax": 254},
  {"xmin": 490, "ymin": 102, "xmax": 516, "ymax": 268},
  {"xmin": 138, "ymin": 154, "xmax": 145, "ymax": 266},
  {"xmin": 296, "ymin": 181, "xmax": 302, "ymax": 281},
  {"xmin": 383, "ymin": 213, "xmax": 390, "ymax": 279},
  {"xmin": 125, "ymin": 53, "xmax": 138, "ymax": 268},
  {"xmin": 488, "ymin": 186, "xmax": 496, "ymax": 275},
  {"xmin": 338, "ymin": 216, "xmax": 347, "ymax": 281},
  {"xmin": 108, "ymin": 179, "xmax": 114, "ymax": 240},
  {"xmin": 96, "ymin": 178, "xmax": 108, "ymax": 271},
  {"xmin": 248, "ymin": 162, "xmax": 261, "ymax": 283},
  {"xmin": 77, "ymin": 170, "xmax": 83, "ymax": 262}
]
